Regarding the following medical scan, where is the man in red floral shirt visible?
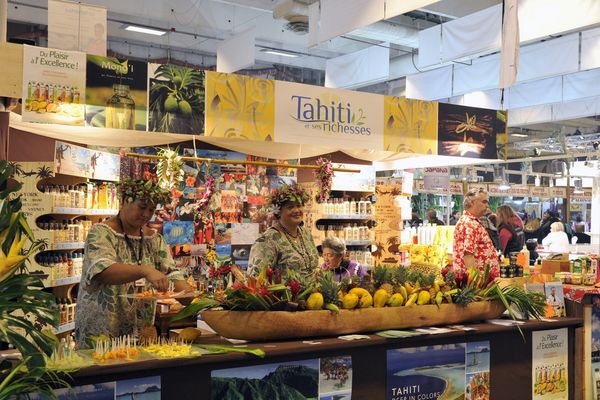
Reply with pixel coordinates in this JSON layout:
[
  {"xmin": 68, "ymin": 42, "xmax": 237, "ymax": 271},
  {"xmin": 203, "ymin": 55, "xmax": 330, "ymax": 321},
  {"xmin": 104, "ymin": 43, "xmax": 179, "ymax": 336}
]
[{"xmin": 453, "ymin": 188, "xmax": 499, "ymax": 274}]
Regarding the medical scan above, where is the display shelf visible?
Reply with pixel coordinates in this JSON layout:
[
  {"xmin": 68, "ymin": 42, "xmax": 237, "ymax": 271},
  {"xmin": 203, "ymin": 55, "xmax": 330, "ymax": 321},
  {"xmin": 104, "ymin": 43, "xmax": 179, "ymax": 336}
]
[
  {"xmin": 51, "ymin": 241, "xmax": 85, "ymax": 250},
  {"xmin": 319, "ymin": 214, "xmax": 374, "ymax": 220},
  {"xmin": 344, "ymin": 240, "xmax": 372, "ymax": 246},
  {"xmin": 52, "ymin": 207, "xmax": 118, "ymax": 216},
  {"xmin": 48, "ymin": 276, "xmax": 81, "ymax": 288},
  {"xmin": 52, "ymin": 321, "xmax": 75, "ymax": 334}
]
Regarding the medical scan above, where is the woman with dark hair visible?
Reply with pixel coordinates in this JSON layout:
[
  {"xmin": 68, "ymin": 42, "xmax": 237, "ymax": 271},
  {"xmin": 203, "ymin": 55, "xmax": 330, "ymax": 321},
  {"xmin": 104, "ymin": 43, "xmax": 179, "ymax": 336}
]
[
  {"xmin": 321, "ymin": 236, "xmax": 364, "ymax": 282},
  {"xmin": 248, "ymin": 185, "xmax": 319, "ymax": 279},
  {"xmin": 496, "ymin": 205, "xmax": 524, "ymax": 256},
  {"xmin": 537, "ymin": 210, "xmax": 560, "ymax": 243}
]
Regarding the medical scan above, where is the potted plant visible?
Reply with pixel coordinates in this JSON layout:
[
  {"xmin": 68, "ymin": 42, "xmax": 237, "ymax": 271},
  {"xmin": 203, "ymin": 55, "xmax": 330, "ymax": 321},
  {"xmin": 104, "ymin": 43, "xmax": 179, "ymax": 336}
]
[{"xmin": 0, "ymin": 160, "xmax": 67, "ymax": 398}]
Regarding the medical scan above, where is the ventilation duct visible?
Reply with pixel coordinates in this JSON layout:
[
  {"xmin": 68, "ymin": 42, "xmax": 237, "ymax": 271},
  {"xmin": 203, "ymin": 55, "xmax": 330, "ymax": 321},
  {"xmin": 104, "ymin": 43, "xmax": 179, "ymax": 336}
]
[{"xmin": 273, "ymin": 0, "xmax": 419, "ymax": 46}]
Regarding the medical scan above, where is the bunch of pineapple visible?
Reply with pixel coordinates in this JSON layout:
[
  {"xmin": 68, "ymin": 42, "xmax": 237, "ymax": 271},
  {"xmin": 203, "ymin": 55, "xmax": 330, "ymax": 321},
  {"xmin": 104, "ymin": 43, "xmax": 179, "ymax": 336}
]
[{"xmin": 368, "ymin": 265, "xmax": 458, "ymax": 308}]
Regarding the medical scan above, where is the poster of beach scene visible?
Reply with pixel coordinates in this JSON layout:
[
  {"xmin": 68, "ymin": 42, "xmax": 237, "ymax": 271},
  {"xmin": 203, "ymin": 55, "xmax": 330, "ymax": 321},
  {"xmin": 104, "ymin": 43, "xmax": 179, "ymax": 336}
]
[
  {"xmin": 27, "ymin": 382, "xmax": 116, "ymax": 400},
  {"xmin": 465, "ymin": 341, "xmax": 491, "ymax": 400},
  {"xmin": 319, "ymin": 356, "xmax": 352, "ymax": 400},
  {"xmin": 116, "ymin": 376, "xmax": 161, "ymax": 400},
  {"xmin": 211, "ymin": 359, "xmax": 319, "ymax": 400},
  {"xmin": 386, "ymin": 344, "xmax": 466, "ymax": 400}
]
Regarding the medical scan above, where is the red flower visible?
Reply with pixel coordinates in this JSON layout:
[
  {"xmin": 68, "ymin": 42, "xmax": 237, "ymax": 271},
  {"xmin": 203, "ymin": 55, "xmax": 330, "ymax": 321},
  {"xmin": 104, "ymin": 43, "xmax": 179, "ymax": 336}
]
[
  {"xmin": 266, "ymin": 267, "xmax": 274, "ymax": 280},
  {"xmin": 258, "ymin": 288, "xmax": 270, "ymax": 298},
  {"xmin": 231, "ymin": 282, "xmax": 245, "ymax": 291},
  {"xmin": 286, "ymin": 279, "xmax": 301, "ymax": 296}
]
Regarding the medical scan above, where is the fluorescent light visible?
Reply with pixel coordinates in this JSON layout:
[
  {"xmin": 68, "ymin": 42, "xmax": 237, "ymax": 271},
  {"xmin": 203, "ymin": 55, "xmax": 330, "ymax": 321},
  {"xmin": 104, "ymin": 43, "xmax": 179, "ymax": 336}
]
[
  {"xmin": 510, "ymin": 133, "xmax": 529, "ymax": 138},
  {"xmin": 535, "ymin": 175, "xmax": 540, "ymax": 187},
  {"xmin": 123, "ymin": 24, "xmax": 167, "ymax": 36},
  {"xmin": 260, "ymin": 49, "xmax": 299, "ymax": 58},
  {"xmin": 498, "ymin": 180, "xmax": 510, "ymax": 190}
]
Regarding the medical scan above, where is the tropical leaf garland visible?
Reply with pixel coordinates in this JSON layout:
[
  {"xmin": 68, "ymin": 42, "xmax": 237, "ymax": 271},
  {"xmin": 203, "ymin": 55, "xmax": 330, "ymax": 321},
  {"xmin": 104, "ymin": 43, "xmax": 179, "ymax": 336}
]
[{"xmin": 155, "ymin": 147, "xmax": 184, "ymax": 191}]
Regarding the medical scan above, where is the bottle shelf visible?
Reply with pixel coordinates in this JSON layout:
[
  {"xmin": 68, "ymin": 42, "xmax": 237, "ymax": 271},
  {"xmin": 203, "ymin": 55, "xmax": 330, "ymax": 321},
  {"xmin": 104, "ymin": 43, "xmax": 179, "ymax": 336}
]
[
  {"xmin": 52, "ymin": 207, "xmax": 118, "ymax": 216},
  {"xmin": 50, "ymin": 241, "xmax": 85, "ymax": 250},
  {"xmin": 47, "ymin": 276, "xmax": 81, "ymax": 288},
  {"xmin": 52, "ymin": 321, "xmax": 75, "ymax": 334},
  {"xmin": 319, "ymin": 214, "xmax": 375, "ymax": 220},
  {"xmin": 345, "ymin": 240, "xmax": 372, "ymax": 246}
]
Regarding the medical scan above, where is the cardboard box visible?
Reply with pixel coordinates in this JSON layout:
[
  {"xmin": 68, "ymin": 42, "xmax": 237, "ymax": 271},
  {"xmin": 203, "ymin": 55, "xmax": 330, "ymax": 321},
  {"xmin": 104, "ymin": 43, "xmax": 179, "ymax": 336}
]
[{"xmin": 541, "ymin": 259, "xmax": 570, "ymax": 274}]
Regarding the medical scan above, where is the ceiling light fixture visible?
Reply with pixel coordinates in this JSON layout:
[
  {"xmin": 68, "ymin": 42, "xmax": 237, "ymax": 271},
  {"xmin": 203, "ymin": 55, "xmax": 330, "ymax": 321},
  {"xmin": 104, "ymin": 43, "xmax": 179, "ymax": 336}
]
[
  {"xmin": 511, "ymin": 133, "xmax": 529, "ymax": 138},
  {"xmin": 498, "ymin": 179, "xmax": 511, "ymax": 191},
  {"xmin": 260, "ymin": 48, "xmax": 299, "ymax": 58},
  {"xmin": 123, "ymin": 24, "xmax": 167, "ymax": 36},
  {"xmin": 535, "ymin": 175, "xmax": 540, "ymax": 187}
]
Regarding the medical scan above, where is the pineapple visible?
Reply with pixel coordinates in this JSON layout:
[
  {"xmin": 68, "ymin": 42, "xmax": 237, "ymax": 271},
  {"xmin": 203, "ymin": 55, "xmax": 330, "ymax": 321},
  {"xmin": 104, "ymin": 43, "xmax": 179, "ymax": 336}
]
[
  {"xmin": 319, "ymin": 271, "xmax": 342, "ymax": 312},
  {"xmin": 373, "ymin": 265, "xmax": 393, "ymax": 294},
  {"xmin": 138, "ymin": 303, "xmax": 158, "ymax": 345}
]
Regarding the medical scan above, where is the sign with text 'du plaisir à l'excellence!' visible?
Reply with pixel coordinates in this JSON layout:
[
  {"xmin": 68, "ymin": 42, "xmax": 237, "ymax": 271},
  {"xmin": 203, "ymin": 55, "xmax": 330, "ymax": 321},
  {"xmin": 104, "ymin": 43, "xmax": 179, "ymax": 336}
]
[{"xmin": 274, "ymin": 80, "xmax": 384, "ymax": 150}]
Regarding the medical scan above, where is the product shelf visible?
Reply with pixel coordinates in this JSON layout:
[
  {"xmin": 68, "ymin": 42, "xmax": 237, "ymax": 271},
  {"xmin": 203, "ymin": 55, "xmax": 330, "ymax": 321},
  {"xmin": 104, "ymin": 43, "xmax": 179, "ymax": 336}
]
[
  {"xmin": 52, "ymin": 207, "xmax": 118, "ymax": 216},
  {"xmin": 52, "ymin": 321, "xmax": 75, "ymax": 335},
  {"xmin": 47, "ymin": 276, "xmax": 81, "ymax": 288},
  {"xmin": 50, "ymin": 241, "xmax": 85, "ymax": 250}
]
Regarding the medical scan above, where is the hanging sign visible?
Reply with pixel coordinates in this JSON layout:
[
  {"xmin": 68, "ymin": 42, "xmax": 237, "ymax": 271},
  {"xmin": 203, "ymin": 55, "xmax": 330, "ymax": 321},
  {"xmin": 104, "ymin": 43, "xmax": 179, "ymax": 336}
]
[
  {"xmin": 549, "ymin": 187, "xmax": 567, "ymax": 198},
  {"xmin": 54, "ymin": 141, "xmax": 120, "ymax": 181},
  {"xmin": 274, "ymin": 80, "xmax": 384, "ymax": 150},
  {"xmin": 450, "ymin": 181, "xmax": 464, "ymax": 195},
  {"xmin": 48, "ymin": 0, "xmax": 107, "ymax": 56},
  {"xmin": 22, "ymin": 45, "xmax": 86, "ymax": 126},
  {"xmin": 423, "ymin": 166, "xmax": 450, "ymax": 191},
  {"xmin": 467, "ymin": 183, "xmax": 488, "ymax": 194},
  {"xmin": 383, "ymin": 96, "xmax": 438, "ymax": 154},
  {"xmin": 530, "ymin": 186, "xmax": 550, "ymax": 198},
  {"xmin": 532, "ymin": 328, "xmax": 568, "ymax": 399},
  {"xmin": 331, "ymin": 163, "xmax": 376, "ymax": 192},
  {"xmin": 568, "ymin": 187, "xmax": 592, "ymax": 202}
]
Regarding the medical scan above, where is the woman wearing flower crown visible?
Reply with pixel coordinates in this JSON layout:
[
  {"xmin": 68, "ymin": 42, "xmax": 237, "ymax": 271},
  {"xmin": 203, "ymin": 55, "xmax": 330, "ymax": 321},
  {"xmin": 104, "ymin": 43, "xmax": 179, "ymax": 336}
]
[
  {"xmin": 248, "ymin": 184, "xmax": 319, "ymax": 279},
  {"xmin": 75, "ymin": 179, "xmax": 192, "ymax": 348}
]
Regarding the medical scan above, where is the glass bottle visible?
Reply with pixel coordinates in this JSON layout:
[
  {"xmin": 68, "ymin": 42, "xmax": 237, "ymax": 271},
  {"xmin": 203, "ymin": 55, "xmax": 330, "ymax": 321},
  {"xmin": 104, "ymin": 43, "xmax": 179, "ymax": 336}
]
[{"xmin": 105, "ymin": 84, "xmax": 136, "ymax": 129}]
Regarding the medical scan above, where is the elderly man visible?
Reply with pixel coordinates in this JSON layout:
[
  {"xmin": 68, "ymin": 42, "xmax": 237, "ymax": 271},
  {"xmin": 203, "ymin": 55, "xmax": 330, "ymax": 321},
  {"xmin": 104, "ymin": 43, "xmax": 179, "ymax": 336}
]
[{"xmin": 453, "ymin": 189, "xmax": 499, "ymax": 274}]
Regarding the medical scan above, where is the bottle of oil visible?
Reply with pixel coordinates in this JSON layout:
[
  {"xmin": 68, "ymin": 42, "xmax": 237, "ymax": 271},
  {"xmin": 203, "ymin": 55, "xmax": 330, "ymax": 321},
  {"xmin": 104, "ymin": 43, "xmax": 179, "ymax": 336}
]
[{"xmin": 105, "ymin": 84, "xmax": 135, "ymax": 129}]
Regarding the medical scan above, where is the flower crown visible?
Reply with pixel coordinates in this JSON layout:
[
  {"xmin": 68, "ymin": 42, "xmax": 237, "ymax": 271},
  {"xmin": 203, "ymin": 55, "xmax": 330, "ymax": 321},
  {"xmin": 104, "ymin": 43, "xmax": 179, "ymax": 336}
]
[
  {"xmin": 118, "ymin": 179, "xmax": 171, "ymax": 205},
  {"xmin": 268, "ymin": 184, "xmax": 310, "ymax": 209}
]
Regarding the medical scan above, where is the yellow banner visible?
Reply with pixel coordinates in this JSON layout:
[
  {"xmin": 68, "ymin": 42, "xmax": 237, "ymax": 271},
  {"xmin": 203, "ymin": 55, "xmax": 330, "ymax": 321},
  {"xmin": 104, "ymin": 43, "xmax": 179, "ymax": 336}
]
[
  {"xmin": 204, "ymin": 71, "xmax": 275, "ymax": 141},
  {"xmin": 383, "ymin": 96, "xmax": 438, "ymax": 154}
]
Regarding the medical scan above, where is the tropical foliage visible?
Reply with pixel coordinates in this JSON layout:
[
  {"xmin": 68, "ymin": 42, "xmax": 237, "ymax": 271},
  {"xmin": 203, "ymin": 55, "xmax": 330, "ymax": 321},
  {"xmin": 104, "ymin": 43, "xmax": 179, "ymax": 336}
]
[{"xmin": 0, "ymin": 161, "xmax": 64, "ymax": 398}]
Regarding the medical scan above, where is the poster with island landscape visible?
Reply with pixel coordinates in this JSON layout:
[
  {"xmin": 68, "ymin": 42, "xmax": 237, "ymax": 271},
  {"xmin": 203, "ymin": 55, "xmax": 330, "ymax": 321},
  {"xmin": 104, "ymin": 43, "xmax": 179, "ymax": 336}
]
[
  {"xmin": 387, "ymin": 341, "xmax": 491, "ymax": 400},
  {"xmin": 211, "ymin": 357, "xmax": 353, "ymax": 400}
]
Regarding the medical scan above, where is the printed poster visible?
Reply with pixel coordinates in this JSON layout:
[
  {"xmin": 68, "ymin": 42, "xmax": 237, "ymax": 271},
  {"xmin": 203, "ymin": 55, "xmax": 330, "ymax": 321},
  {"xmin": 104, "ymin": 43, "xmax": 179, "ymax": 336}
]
[
  {"xmin": 331, "ymin": 163, "xmax": 376, "ymax": 192},
  {"xmin": 54, "ymin": 141, "xmax": 120, "ymax": 181},
  {"xmin": 86, "ymin": 55, "xmax": 148, "ymax": 130},
  {"xmin": 26, "ymin": 375, "xmax": 160, "ymax": 399},
  {"xmin": 384, "ymin": 96, "xmax": 438, "ymax": 154},
  {"xmin": 54, "ymin": 141, "xmax": 89, "ymax": 177},
  {"xmin": 591, "ymin": 295, "xmax": 600, "ymax": 400},
  {"xmin": 275, "ymin": 80, "xmax": 384, "ymax": 150},
  {"xmin": 437, "ymin": 103, "xmax": 501, "ymax": 159},
  {"xmin": 532, "ymin": 328, "xmax": 568, "ymax": 399},
  {"xmin": 387, "ymin": 342, "xmax": 490, "ymax": 400},
  {"xmin": 48, "ymin": 0, "xmax": 107, "ymax": 56},
  {"xmin": 22, "ymin": 45, "xmax": 86, "ymax": 125},
  {"xmin": 205, "ymin": 71, "xmax": 275, "ymax": 141},
  {"xmin": 148, "ymin": 63, "xmax": 205, "ymax": 134},
  {"xmin": 211, "ymin": 357, "xmax": 352, "ymax": 400},
  {"xmin": 163, "ymin": 221, "xmax": 195, "ymax": 246},
  {"xmin": 374, "ymin": 183, "xmax": 403, "ymax": 266}
]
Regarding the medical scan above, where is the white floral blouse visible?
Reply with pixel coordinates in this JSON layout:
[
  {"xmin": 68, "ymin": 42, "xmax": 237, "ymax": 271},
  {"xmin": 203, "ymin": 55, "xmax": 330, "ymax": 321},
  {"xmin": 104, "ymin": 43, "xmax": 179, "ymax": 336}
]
[{"xmin": 75, "ymin": 223, "xmax": 183, "ymax": 348}]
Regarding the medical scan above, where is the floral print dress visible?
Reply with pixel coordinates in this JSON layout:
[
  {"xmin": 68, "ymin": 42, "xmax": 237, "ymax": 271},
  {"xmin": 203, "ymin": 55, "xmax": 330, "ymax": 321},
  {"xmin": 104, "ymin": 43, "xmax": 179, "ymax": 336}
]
[
  {"xmin": 75, "ymin": 223, "xmax": 183, "ymax": 348},
  {"xmin": 248, "ymin": 226, "xmax": 319, "ymax": 279}
]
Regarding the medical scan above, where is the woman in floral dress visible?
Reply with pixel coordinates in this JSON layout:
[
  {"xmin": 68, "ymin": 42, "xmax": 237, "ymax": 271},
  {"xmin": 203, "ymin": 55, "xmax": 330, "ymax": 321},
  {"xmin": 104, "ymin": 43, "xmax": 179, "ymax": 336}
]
[
  {"xmin": 75, "ymin": 180, "xmax": 192, "ymax": 348},
  {"xmin": 248, "ymin": 185, "xmax": 319, "ymax": 280}
]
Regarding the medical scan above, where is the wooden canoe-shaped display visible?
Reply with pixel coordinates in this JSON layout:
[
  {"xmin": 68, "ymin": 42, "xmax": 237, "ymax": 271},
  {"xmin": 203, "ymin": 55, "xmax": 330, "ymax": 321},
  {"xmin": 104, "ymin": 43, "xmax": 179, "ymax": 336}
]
[{"xmin": 200, "ymin": 300, "xmax": 505, "ymax": 341}]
